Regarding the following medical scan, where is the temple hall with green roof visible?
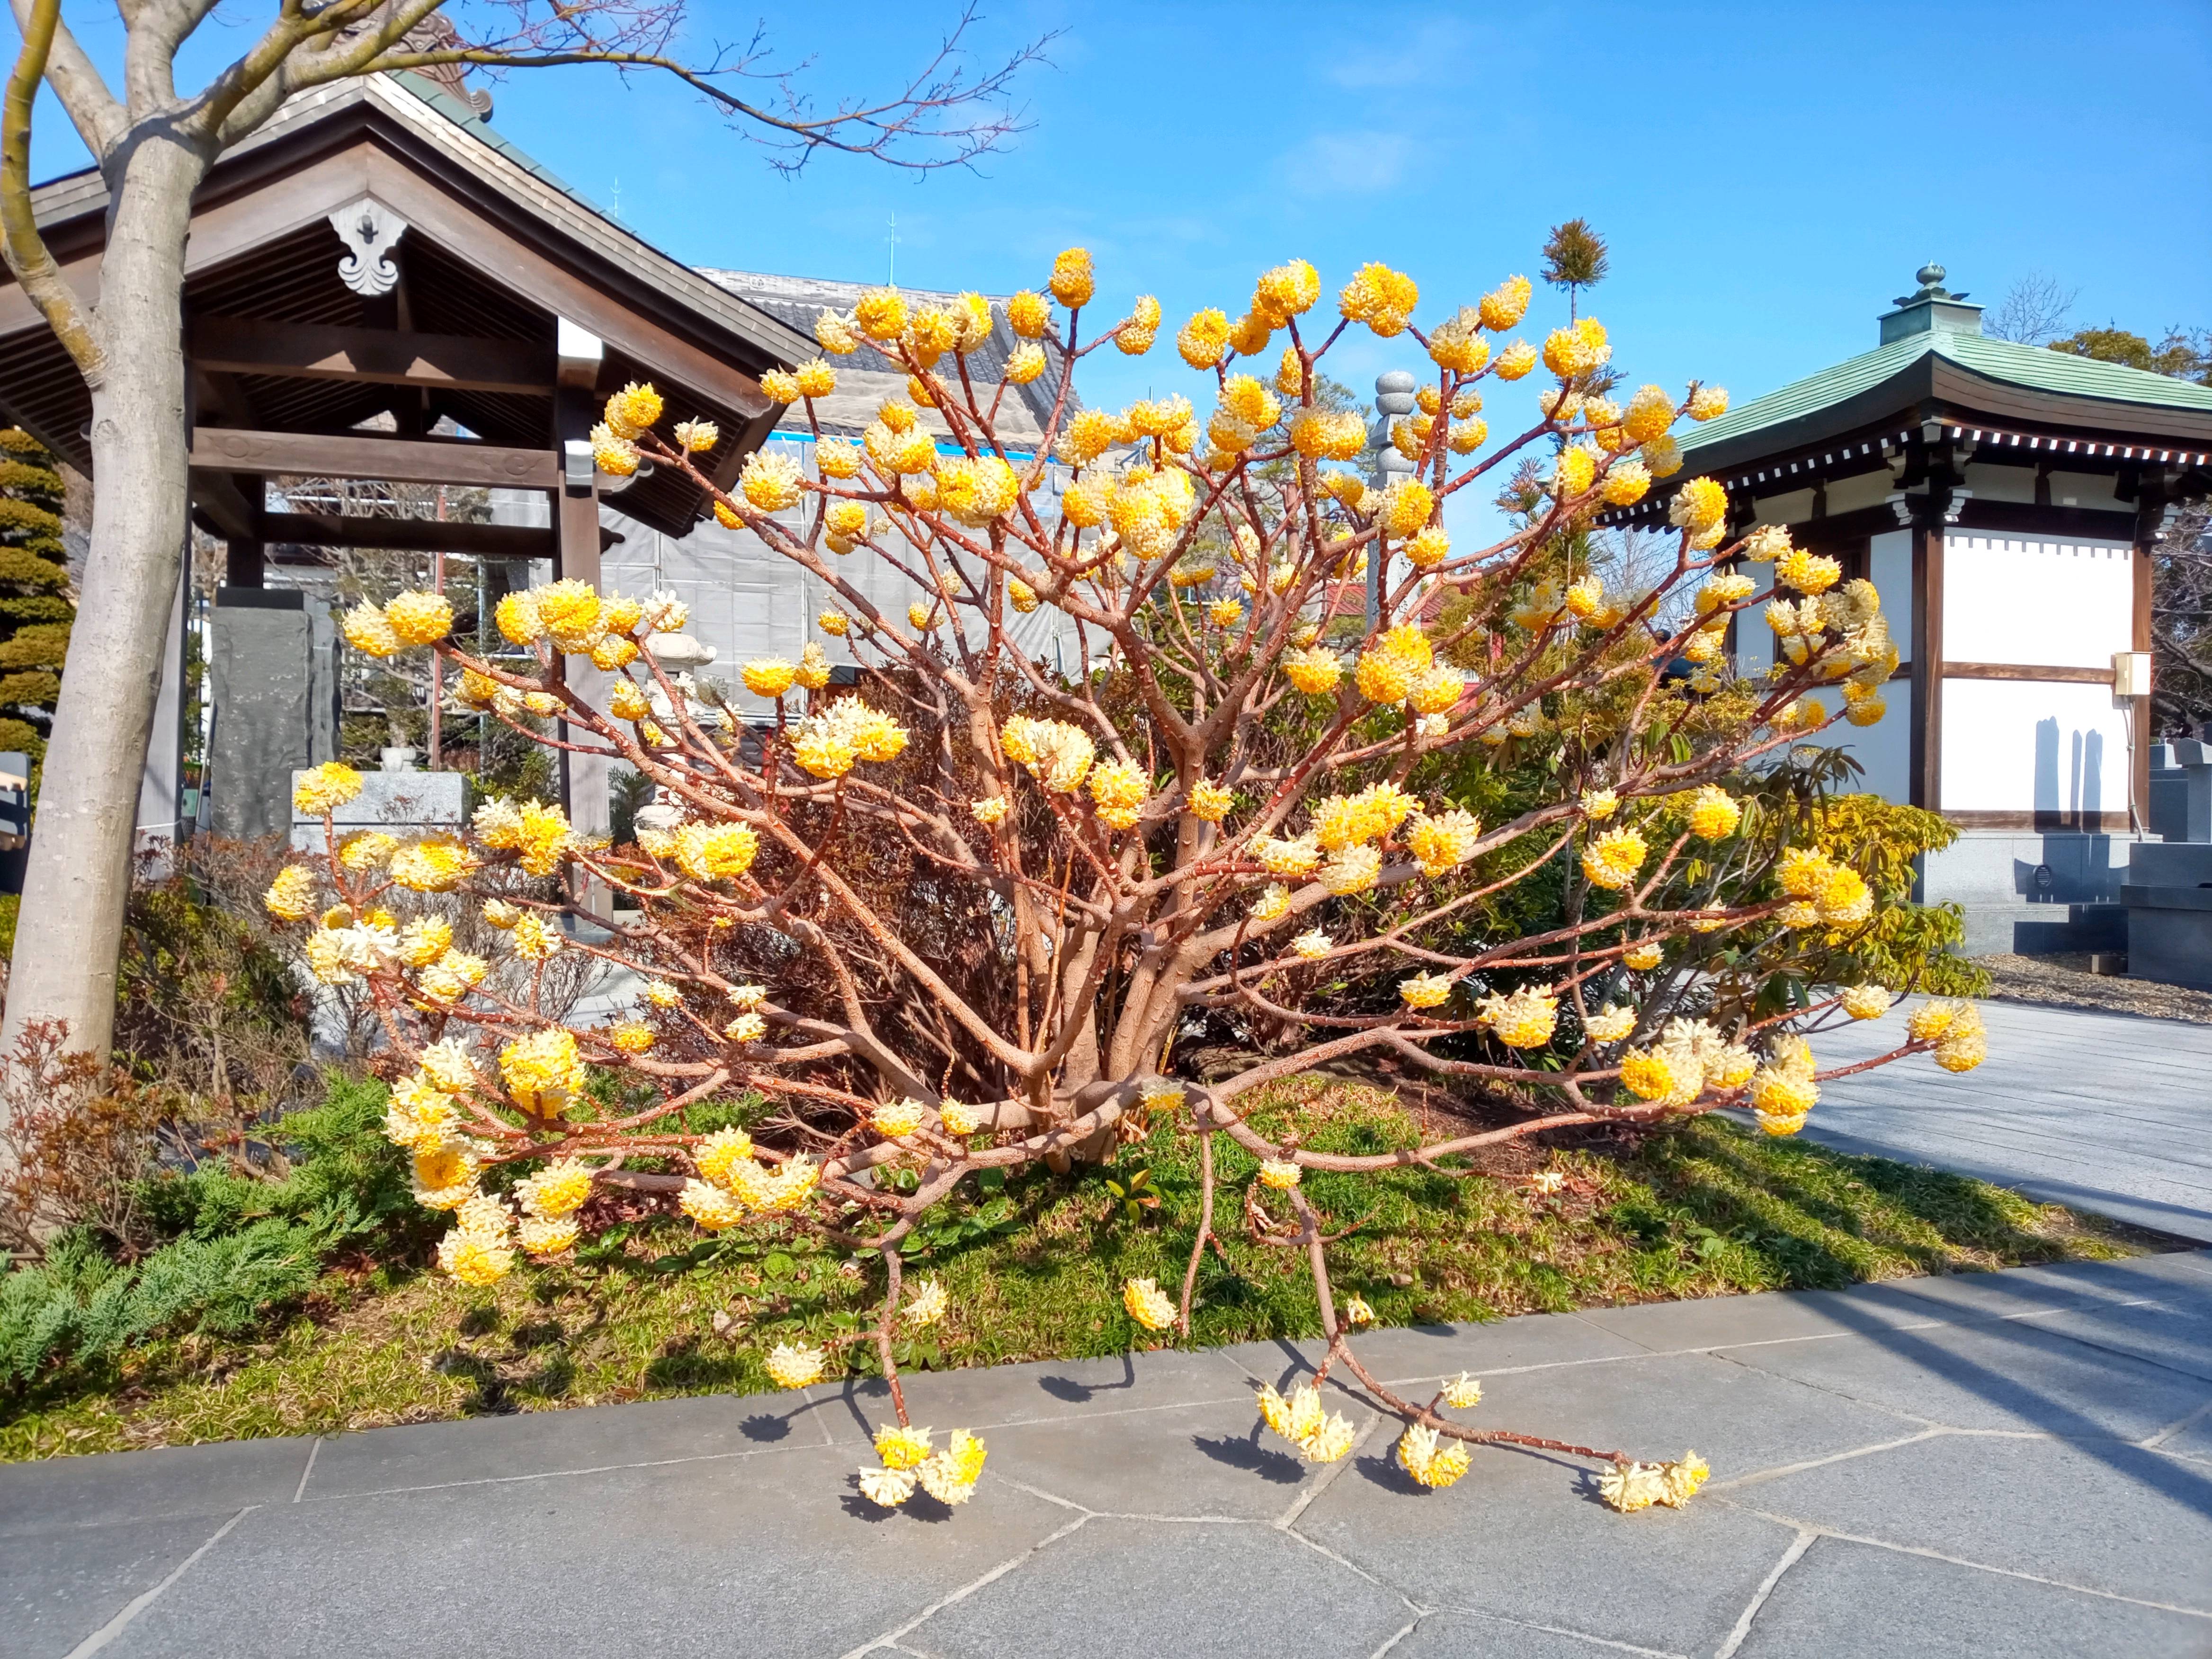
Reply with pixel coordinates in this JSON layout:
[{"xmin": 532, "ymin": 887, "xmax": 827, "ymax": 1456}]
[{"xmin": 1604, "ymin": 265, "xmax": 2212, "ymax": 953}]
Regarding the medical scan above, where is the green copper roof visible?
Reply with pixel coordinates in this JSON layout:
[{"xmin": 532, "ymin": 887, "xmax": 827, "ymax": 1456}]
[{"xmin": 1682, "ymin": 329, "xmax": 2212, "ymax": 456}]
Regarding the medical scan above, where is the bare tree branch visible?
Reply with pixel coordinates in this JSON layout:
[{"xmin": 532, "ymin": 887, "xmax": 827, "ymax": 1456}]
[{"xmin": 1, "ymin": 0, "xmax": 103, "ymax": 379}]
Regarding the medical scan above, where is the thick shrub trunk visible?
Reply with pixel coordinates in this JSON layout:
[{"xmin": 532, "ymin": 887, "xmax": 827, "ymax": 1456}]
[{"xmin": 1, "ymin": 135, "xmax": 205, "ymax": 1072}]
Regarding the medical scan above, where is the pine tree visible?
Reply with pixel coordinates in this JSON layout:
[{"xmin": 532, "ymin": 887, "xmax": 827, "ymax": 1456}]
[
  {"xmin": 0, "ymin": 428, "xmax": 73, "ymax": 764},
  {"xmin": 1540, "ymin": 218, "xmax": 1610, "ymax": 322}
]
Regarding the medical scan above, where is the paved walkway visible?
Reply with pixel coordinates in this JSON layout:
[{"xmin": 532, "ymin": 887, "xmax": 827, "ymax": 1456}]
[
  {"xmin": 1795, "ymin": 998, "xmax": 2212, "ymax": 1243},
  {"xmin": 5, "ymin": 1250, "xmax": 2210, "ymax": 1658}
]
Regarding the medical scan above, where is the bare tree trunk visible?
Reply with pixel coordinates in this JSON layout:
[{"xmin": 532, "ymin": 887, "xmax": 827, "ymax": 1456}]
[{"xmin": 1, "ymin": 134, "xmax": 206, "ymax": 1070}]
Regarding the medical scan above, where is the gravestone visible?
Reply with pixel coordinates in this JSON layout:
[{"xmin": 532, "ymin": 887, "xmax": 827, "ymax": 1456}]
[{"xmin": 209, "ymin": 589, "xmax": 339, "ymax": 841}]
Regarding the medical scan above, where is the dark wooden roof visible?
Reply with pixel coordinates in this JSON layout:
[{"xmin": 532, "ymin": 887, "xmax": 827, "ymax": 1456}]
[{"xmin": 0, "ymin": 74, "xmax": 816, "ymax": 538}]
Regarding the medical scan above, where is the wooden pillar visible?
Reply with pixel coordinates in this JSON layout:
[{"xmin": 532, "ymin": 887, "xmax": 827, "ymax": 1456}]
[
  {"xmin": 224, "ymin": 536, "xmax": 265, "ymax": 589},
  {"xmin": 222, "ymin": 475, "xmax": 267, "ymax": 589},
  {"xmin": 1909, "ymin": 521, "xmax": 1944, "ymax": 812},
  {"xmin": 2132, "ymin": 488, "xmax": 2161, "ymax": 830},
  {"xmin": 554, "ymin": 320, "xmax": 609, "ymax": 915}
]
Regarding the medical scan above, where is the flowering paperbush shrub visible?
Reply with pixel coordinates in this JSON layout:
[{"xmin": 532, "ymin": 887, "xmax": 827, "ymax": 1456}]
[{"xmin": 292, "ymin": 252, "xmax": 1986, "ymax": 1513}]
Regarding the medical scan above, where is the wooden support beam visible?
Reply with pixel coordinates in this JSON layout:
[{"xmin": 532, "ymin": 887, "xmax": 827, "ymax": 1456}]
[
  {"xmin": 189, "ymin": 427, "xmax": 561, "ymax": 489},
  {"xmin": 260, "ymin": 511, "xmax": 560, "ymax": 560},
  {"xmin": 189, "ymin": 469, "xmax": 264, "ymax": 542},
  {"xmin": 188, "ymin": 315, "xmax": 556, "ymax": 396}
]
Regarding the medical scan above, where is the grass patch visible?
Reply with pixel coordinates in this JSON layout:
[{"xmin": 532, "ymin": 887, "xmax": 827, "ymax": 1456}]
[{"xmin": 0, "ymin": 1077, "xmax": 2160, "ymax": 1460}]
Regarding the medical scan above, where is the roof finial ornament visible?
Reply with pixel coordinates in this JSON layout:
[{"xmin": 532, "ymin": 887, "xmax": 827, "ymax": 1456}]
[{"xmin": 1893, "ymin": 263, "xmax": 1966, "ymax": 307}]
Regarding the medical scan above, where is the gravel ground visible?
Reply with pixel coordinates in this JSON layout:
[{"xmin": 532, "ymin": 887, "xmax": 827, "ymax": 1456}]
[{"xmin": 1975, "ymin": 952, "xmax": 2212, "ymax": 1025}]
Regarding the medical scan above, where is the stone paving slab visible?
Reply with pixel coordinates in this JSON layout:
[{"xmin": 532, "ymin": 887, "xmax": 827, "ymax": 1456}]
[
  {"xmin": 902, "ymin": 1516, "xmax": 1414, "ymax": 1659},
  {"xmin": 1804, "ymin": 999, "xmax": 2212, "ymax": 1242},
  {"xmin": 1730, "ymin": 1433, "xmax": 2212, "ymax": 1613},
  {"xmin": 0, "ymin": 1436, "xmax": 313, "ymax": 1536},
  {"xmin": 5, "ymin": 1250, "xmax": 2209, "ymax": 1658},
  {"xmin": 105, "ymin": 1446, "xmax": 1077, "ymax": 1659},
  {"xmin": 1715, "ymin": 1311, "xmax": 2212, "ymax": 1440},
  {"xmin": 1732, "ymin": 1536, "xmax": 2212, "ymax": 1659},
  {"xmin": 1295, "ymin": 1436, "xmax": 1801, "ymax": 1657},
  {"xmin": 0, "ymin": 1513, "xmax": 225, "ymax": 1659}
]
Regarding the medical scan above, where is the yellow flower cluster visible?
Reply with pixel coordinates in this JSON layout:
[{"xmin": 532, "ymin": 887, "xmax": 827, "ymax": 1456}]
[
  {"xmin": 673, "ymin": 821, "xmax": 760, "ymax": 883},
  {"xmin": 499, "ymin": 1028, "xmax": 585, "ymax": 1115},
  {"xmin": 873, "ymin": 1097, "xmax": 927, "ymax": 1139},
  {"xmin": 1777, "ymin": 847, "xmax": 1873, "ymax": 928},
  {"xmin": 436, "ymin": 1194, "xmax": 515, "ymax": 1286},
  {"xmin": 1183, "ymin": 778, "xmax": 1234, "ymax": 822},
  {"xmin": 936, "ymin": 455, "xmax": 1021, "ymax": 527},
  {"xmin": 1542, "ymin": 316, "xmax": 1611, "ymax": 378},
  {"xmin": 1256, "ymin": 1382, "xmax": 1356, "ymax": 1464},
  {"xmin": 1840, "ymin": 984, "xmax": 1894, "ymax": 1020},
  {"xmin": 263, "ymin": 865, "xmax": 317, "ymax": 922},
  {"xmin": 1178, "ymin": 307, "xmax": 1231, "ymax": 368},
  {"xmin": 679, "ymin": 1147, "xmax": 821, "ymax": 1230},
  {"xmin": 1749, "ymin": 1035, "xmax": 1820, "ymax": 1134},
  {"xmin": 1405, "ymin": 809, "xmax": 1482, "ymax": 878},
  {"xmin": 1667, "ymin": 476, "xmax": 1730, "ymax": 550},
  {"xmin": 294, "ymin": 762, "xmax": 364, "ymax": 817},
  {"xmin": 1397, "ymin": 1425, "xmax": 1472, "ymax": 1489},
  {"xmin": 389, "ymin": 834, "xmax": 473, "ymax": 892},
  {"xmin": 766, "ymin": 1342, "xmax": 826, "ymax": 1390},
  {"xmin": 859, "ymin": 1425, "xmax": 989, "ymax": 1508},
  {"xmin": 1123, "ymin": 1275, "xmax": 1175, "ymax": 1330},
  {"xmin": 1283, "ymin": 645, "xmax": 1344, "ymax": 696},
  {"xmin": 1049, "ymin": 247, "xmax": 1095, "ymax": 308},
  {"xmin": 1478, "ymin": 275, "xmax": 1532, "ymax": 331},
  {"xmin": 787, "ymin": 696, "xmax": 909, "ymax": 781},
  {"xmin": 1908, "ymin": 999, "xmax": 1988, "ymax": 1071},
  {"xmin": 1685, "ymin": 786, "xmax": 1742, "ymax": 840},
  {"xmin": 1001, "ymin": 714, "xmax": 1097, "ymax": 794},
  {"xmin": 1619, "ymin": 1017, "xmax": 1755, "ymax": 1107},
  {"xmin": 1088, "ymin": 758, "xmax": 1150, "ymax": 830},
  {"xmin": 1581, "ymin": 827, "xmax": 1649, "ymax": 891},
  {"xmin": 1311, "ymin": 782, "xmax": 1419, "ymax": 851},
  {"xmin": 1583, "ymin": 1004, "xmax": 1638, "ymax": 1043},
  {"xmin": 1479, "ymin": 986, "xmax": 1558, "ymax": 1049},
  {"xmin": 1355, "ymin": 624, "xmax": 1434, "ymax": 704},
  {"xmin": 1399, "ymin": 972, "xmax": 1453, "ymax": 1010}
]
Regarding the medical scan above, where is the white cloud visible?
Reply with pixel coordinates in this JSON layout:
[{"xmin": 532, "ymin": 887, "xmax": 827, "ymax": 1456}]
[
  {"xmin": 1282, "ymin": 129, "xmax": 1417, "ymax": 195},
  {"xmin": 1323, "ymin": 16, "xmax": 1482, "ymax": 89}
]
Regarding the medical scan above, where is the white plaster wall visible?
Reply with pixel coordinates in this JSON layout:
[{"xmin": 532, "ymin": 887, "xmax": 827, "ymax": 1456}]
[
  {"xmin": 1826, "ymin": 469, "xmax": 1895, "ymax": 516},
  {"xmin": 1751, "ymin": 489, "xmax": 1812, "ymax": 527},
  {"xmin": 1941, "ymin": 533, "xmax": 2134, "ymax": 669},
  {"xmin": 1939, "ymin": 678, "xmax": 2131, "ymax": 815},
  {"xmin": 1870, "ymin": 529, "xmax": 1912, "ymax": 654},
  {"xmin": 1962, "ymin": 462, "xmax": 2036, "ymax": 504},
  {"xmin": 2046, "ymin": 470, "xmax": 2125, "ymax": 510}
]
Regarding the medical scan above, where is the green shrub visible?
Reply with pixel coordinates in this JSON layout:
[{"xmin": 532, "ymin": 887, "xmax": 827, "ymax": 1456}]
[{"xmin": 0, "ymin": 1076, "xmax": 409, "ymax": 1390}]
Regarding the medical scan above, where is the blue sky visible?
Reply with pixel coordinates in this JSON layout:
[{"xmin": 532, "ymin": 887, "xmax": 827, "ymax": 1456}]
[{"xmin": 21, "ymin": 0, "xmax": 2212, "ymax": 524}]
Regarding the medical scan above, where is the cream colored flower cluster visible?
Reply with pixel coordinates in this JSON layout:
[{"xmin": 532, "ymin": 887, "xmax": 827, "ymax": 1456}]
[
  {"xmin": 677, "ymin": 1131, "xmax": 822, "ymax": 1231},
  {"xmin": 860, "ymin": 1425, "xmax": 989, "ymax": 1508},
  {"xmin": 1909, "ymin": 998, "xmax": 1989, "ymax": 1072},
  {"xmin": 1599, "ymin": 1451, "xmax": 1709, "ymax": 1512},
  {"xmin": 1257, "ymin": 1382, "xmax": 1356, "ymax": 1464},
  {"xmin": 1748, "ymin": 1035, "xmax": 1821, "ymax": 1134},
  {"xmin": 788, "ymin": 696, "xmax": 910, "ymax": 781},
  {"xmin": 1001, "ymin": 714, "xmax": 1098, "ymax": 795},
  {"xmin": 1617, "ymin": 1017, "xmax": 1756, "ymax": 1108}
]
